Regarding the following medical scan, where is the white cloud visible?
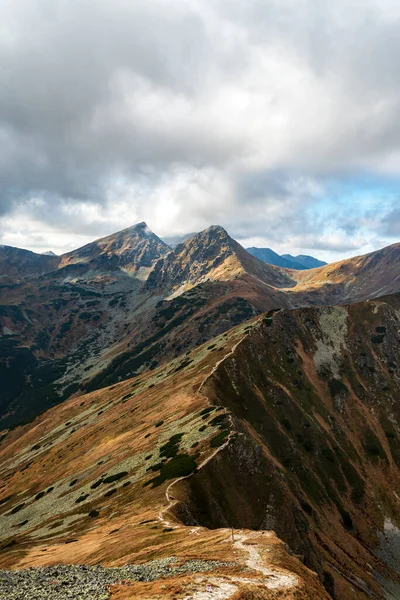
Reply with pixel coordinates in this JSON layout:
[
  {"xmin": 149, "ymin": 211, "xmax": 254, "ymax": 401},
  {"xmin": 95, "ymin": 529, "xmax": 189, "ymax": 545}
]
[{"xmin": 1, "ymin": 0, "xmax": 400, "ymax": 258}]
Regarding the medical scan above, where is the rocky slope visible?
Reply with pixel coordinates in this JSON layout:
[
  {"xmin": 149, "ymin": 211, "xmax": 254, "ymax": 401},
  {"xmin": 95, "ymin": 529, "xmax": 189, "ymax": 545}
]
[
  {"xmin": 0, "ymin": 225, "xmax": 292, "ymax": 429},
  {"xmin": 175, "ymin": 294, "xmax": 400, "ymax": 599}
]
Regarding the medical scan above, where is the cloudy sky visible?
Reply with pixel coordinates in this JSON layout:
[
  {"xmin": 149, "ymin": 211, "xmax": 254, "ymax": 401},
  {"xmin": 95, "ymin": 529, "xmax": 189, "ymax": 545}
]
[{"xmin": 1, "ymin": 0, "xmax": 400, "ymax": 261}]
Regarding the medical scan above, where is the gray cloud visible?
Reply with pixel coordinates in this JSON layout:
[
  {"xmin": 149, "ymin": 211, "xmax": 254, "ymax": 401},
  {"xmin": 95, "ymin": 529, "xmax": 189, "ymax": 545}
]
[
  {"xmin": 381, "ymin": 207, "xmax": 400, "ymax": 237},
  {"xmin": 1, "ymin": 0, "xmax": 400, "ymax": 257}
]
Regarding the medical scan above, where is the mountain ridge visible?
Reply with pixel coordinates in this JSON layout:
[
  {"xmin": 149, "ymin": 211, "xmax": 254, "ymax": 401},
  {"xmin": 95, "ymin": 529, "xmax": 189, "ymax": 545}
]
[
  {"xmin": 0, "ymin": 224, "xmax": 399, "ymax": 431},
  {"xmin": 0, "ymin": 295, "xmax": 399, "ymax": 598},
  {"xmin": 282, "ymin": 253, "xmax": 327, "ymax": 269},
  {"xmin": 247, "ymin": 246, "xmax": 327, "ymax": 270}
]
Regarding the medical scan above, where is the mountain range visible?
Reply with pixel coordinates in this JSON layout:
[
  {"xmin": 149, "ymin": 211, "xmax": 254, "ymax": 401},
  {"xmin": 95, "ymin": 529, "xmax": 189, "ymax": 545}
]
[
  {"xmin": 246, "ymin": 246, "xmax": 327, "ymax": 269},
  {"xmin": 0, "ymin": 222, "xmax": 399, "ymax": 599}
]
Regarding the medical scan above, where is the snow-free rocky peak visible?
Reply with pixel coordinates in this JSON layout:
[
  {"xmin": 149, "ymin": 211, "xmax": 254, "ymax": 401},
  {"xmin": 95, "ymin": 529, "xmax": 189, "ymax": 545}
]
[
  {"xmin": 146, "ymin": 225, "xmax": 296, "ymax": 292},
  {"xmin": 60, "ymin": 221, "xmax": 170, "ymax": 273}
]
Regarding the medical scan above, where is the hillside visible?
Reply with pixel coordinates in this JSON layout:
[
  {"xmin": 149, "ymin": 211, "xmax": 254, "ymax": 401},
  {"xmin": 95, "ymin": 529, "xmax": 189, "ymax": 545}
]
[
  {"xmin": 0, "ymin": 296, "xmax": 399, "ymax": 598},
  {"xmin": 287, "ymin": 242, "xmax": 400, "ymax": 304},
  {"xmin": 0, "ymin": 225, "xmax": 294, "ymax": 429}
]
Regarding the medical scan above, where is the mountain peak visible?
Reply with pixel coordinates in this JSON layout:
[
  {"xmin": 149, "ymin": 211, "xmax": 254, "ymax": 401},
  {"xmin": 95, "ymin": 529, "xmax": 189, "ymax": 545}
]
[
  {"xmin": 146, "ymin": 224, "xmax": 295, "ymax": 292},
  {"xmin": 176, "ymin": 225, "xmax": 231, "ymax": 247},
  {"xmin": 60, "ymin": 221, "xmax": 169, "ymax": 273}
]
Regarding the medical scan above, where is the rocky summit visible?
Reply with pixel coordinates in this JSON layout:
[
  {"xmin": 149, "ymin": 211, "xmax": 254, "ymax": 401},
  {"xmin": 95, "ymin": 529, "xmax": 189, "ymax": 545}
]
[{"xmin": 0, "ymin": 223, "xmax": 399, "ymax": 599}]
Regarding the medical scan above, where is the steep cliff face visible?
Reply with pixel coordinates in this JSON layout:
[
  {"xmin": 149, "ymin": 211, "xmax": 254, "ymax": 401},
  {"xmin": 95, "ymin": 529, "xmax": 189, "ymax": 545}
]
[{"xmin": 172, "ymin": 295, "xmax": 400, "ymax": 599}]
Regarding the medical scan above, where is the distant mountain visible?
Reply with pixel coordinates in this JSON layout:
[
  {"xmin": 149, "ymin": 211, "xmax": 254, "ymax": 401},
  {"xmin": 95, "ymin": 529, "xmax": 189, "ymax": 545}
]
[
  {"xmin": 247, "ymin": 247, "xmax": 326, "ymax": 270},
  {"xmin": 246, "ymin": 247, "xmax": 300, "ymax": 269},
  {"xmin": 60, "ymin": 221, "xmax": 169, "ymax": 274},
  {"xmin": 282, "ymin": 253, "xmax": 327, "ymax": 269},
  {"xmin": 0, "ymin": 245, "xmax": 60, "ymax": 283},
  {"xmin": 41, "ymin": 250, "xmax": 58, "ymax": 257}
]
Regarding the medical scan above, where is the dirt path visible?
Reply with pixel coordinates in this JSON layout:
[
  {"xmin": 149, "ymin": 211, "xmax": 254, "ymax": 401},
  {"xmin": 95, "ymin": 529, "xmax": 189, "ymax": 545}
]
[
  {"xmin": 158, "ymin": 413, "xmax": 235, "ymax": 530},
  {"xmin": 158, "ymin": 318, "xmax": 298, "ymax": 598},
  {"xmin": 158, "ymin": 335, "xmax": 246, "ymax": 530},
  {"xmin": 233, "ymin": 533, "xmax": 298, "ymax": 589}
]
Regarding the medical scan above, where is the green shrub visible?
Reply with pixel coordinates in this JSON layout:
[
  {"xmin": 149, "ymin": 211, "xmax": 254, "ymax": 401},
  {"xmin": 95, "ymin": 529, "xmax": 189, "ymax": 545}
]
[
  {"xmin": 0, "ymin": 494, "xmax": 14, "ymax": 506},
  {"xmin": 103, "ymin": 472, "xmax": 128, "ymax": 484},
  {"xmin": 301, "ymin": 501, "xmax": 313, "ymax": 515},
  {"xmin": 363, "ymin": 430, "xmax": 387, "ymax": 461},
  {"xmin": 9, "ymin": 503, "xmax": 25, "ymax": 515},
  {"xmin": 210, "ymin": 430, "xmax": 229, "ymax": 448},
  {"xmin": 340, "ymin": 509, "xmax": 353, "ymax": 530},
  {"xmin": 147, "ymin": 462, "xmax": 164, "ymax": 472},
  {"xmin": 144, "ymin": 454, "xmax": 197, "ymax": 488},
  {"xmin": 209, "ymin": 414, "xmax": 227, "ymax": 427},
  {"xmin": 199, "ymin": 407, "xmax": 214, "ymax": 416},
  {"xmin": 371, "ymin": 334, "xmax": 385, "ymax": 344},
  {"xmin": 75, "ymin": 494, "xmax": 89, "ymax": 503},
  {"xmin": 160, "ymin": 433, "xmax": 183, "ymax": 459},
  {"xmin": 91, "ymin": 479, "xmax": 103, "ymax": 489},
  {"xmin": 328, "ymin": 379, "xmax": 348, "ymax": 396}
]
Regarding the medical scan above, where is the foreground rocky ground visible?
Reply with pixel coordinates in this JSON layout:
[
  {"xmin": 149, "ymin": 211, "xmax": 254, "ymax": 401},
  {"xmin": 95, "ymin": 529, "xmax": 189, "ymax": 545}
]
[{"xmin": 0, "ymin": 558, "xmax": 235, "ymax": 600}]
